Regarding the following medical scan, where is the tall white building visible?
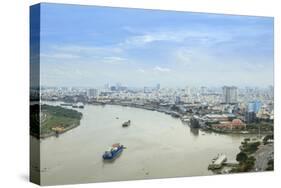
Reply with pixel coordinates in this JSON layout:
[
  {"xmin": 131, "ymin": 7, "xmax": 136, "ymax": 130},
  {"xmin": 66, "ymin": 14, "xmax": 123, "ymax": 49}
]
[
  {"xmin": 87, "ymin": 88, "xmax": 98, "ymax": 98},
  {"xmin": 156, "ymin": 83, "xmax": 160, "ymax": 90},
  {"xmin": 185, "ymin": 86, "xmax": 191, "ymax": 96},
  {"xmin": 222, "ymin": 86, "xmax": 237, "ymax": 104}
]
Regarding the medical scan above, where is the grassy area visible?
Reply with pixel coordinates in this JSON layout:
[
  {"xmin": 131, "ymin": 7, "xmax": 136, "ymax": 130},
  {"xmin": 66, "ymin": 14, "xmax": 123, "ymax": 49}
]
[
  {"xmin": 246, "ymin": 122, "xmax": 273, "ymax": 133},
  {"xmin": 40, "ymin": 105, "xmax": 82, "ymax": 137}
]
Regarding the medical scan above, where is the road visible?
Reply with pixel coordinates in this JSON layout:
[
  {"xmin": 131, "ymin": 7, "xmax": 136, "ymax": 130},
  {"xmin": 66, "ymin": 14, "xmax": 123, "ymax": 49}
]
[{"xmin": 253, "ymin": 143, "xmax": 273, "ymax": 171}]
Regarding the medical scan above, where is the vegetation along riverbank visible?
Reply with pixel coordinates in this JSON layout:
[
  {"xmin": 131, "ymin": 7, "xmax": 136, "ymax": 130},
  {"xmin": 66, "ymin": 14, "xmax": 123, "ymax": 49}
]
[{"xmin": 32, "ymin": 104, "xmax": 83, "ymax": 139}]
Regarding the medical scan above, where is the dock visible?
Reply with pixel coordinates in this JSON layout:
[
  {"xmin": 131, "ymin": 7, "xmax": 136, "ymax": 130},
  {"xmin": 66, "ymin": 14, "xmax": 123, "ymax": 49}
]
[{"xmin": 208, "ymin": 154, "xmax": 227, "ymax": 169}]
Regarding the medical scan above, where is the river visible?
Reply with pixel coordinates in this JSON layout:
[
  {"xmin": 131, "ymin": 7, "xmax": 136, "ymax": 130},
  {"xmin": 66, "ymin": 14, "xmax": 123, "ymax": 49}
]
[{"xmin": 37, "ymin": 102, "xmax": 251, "ymax": 185}]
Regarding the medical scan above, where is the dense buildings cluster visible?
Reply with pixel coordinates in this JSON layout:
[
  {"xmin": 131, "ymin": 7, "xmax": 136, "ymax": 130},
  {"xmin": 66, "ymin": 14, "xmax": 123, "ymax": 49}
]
[{"xmin": 41, "ymin": 84, "xmax": 274, "ymax": 132}]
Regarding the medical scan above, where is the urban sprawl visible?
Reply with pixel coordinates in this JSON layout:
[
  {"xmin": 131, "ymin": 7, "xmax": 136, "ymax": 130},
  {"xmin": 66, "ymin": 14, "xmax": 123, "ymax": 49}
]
[{"xmin": 39, "ymin": 84, "xmax": 274, "ymax": 135}]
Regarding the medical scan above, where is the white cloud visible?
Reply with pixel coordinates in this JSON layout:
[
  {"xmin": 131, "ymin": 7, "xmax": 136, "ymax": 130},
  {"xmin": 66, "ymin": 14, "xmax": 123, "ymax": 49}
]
[
  {"xmin": 119, "ymin": 29, "xmax": 232, "ymax": 49},
  {"xmin": 121, "ymin": 32, "xmax": 185, "ymax": 47},
  {"xmin": 102, "ymin": 56, "xmax": 127, "ymax": 64},
  {"xmin": 40, "ymin": 25, "xmax": 273, "ymax": 87},
  {"xmin": 153, "ymin": 66, "xmax": 171, "ymax": 72},
  {"xmin": 137, "ymin": 68, "xmax": 145, "ymax": 73},
  {"xmin": 51, "ymin": 45, "xmax": 123, "ymax": 54},
  {"xmin": 40, "ymin": 53, "xmax": 80, "ymax": 59}
]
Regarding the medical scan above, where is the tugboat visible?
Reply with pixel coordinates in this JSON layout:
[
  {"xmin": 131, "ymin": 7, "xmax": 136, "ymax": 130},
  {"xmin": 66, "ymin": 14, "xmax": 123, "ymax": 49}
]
[
  {"xmin": 122, "ymin": 120, "xmax": 131, "ymax": 127},
  {"xmin": 102, "ymin": 143, "xmax": 124, "ymax": 160}
]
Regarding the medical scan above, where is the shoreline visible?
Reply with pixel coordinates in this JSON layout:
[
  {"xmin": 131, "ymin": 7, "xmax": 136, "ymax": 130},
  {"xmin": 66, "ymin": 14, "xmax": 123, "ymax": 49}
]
[
  {"xmin": 38, "ymin": 100, "xmax": 272, "ymax": 139},
  {"xmin": 91, "ymin": 102, "xmax": 273, "ymax": 135},
  {"xmin": 31, "ymin": 123, "xmax": 80, "ymax": 139},
  {"xmin": 202, "ymin": 126, "xmax": 272, "ymax": 135},
  {"xmin": 40, "ymin": 123, "xmax": 80, "ymax": 139},
  {"xmin": 31, "ymin": 103, "xmax": 82, "ymax": 139}
]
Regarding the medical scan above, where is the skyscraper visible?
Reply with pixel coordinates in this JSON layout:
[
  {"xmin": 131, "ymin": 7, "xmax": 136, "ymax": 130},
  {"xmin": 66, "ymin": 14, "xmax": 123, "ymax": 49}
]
[
  {"xmin": 156, "ymin": 83, "xmax": 160, "ymax": 90},
  {"xmin": 87, "ymin": 88, "xmax": 98, "ymax": 98},
  {"xmin": 222, "ymin": 86, "xmax": 238, "ymax": 104},
  {"xmin": 201, "ymin": 86, "xmax": 207, "ymax": 95},
  {"xmin": 248, "ymin": 100, "xmax": 261, "ymax": 113}
]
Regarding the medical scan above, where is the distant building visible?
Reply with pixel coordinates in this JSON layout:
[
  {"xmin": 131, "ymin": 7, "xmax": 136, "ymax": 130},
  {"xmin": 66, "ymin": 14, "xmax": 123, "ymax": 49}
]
[
  {"xmin": 247, "ymin": 100, "xmax": 261, "ymax": 113},
  {"xmin": 87, "ymin": 89, "xmax": 98, "ymax": 98},
  {"xmin": 205, "ymin": 114, "xmax": 229, "ymax": 122},
  {"xmin": 110, "ymin": 83, "xmax": 127, "ymax": 92},
  {"xmin": 156, "ymin": 83, "xmax": 160, "ymax": 90},
  {"xmin": 110, "ymin": 86, "xmax": 117, "ymax": 91},
  {"xmin": 185, "ymin": 86, "xmax": 191, "ymax": 96},
  {"xmin": 269, "ymin": 85, "xmax": 274, "ymax": 97},
  {"xmin": 118, "ymin": 86, "xmax": 127, "ymax": 91},
  {"xmin": 201, "ymin": 86, "xmax": 207, "ymax": 94},
  {"xmin": 222, "ymin": 86, "xmax": 237, "ymax": 104},
  {"xmin": 104, "ymin": 83, "xmax": 110, "ymax": 91},
  {"xmin": 212, "ymin": 119, "xmax": 246, "ymax": 130},
  {"xmin": 175, "ymin": 96, "xmax": 181, "ymax": 104},
  {"xmin": 144, "ymin": 87, "xmax": 153, "ymax": 93},
  {"xmin": 245, "ymin": 111, "xmax": 257, "ymax": 123}
]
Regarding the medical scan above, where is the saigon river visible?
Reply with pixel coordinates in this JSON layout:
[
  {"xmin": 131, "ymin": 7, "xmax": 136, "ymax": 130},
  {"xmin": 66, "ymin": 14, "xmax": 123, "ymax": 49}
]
[{"xmin": 38, "ymin": 102, "xmax": 252, "ymax": 185}]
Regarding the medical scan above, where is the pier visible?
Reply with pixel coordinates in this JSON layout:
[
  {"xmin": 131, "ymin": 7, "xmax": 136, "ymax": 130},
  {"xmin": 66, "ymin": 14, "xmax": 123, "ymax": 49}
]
[{"xmin": 208, "ymin": 154, "xmax": 227, "ymax": 169}]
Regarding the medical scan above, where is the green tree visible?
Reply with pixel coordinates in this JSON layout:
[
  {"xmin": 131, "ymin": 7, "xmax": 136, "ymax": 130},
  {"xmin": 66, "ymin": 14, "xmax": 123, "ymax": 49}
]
[{"xmin": 236, "ymin": 152, "xmax": 248, "ymax": 163}]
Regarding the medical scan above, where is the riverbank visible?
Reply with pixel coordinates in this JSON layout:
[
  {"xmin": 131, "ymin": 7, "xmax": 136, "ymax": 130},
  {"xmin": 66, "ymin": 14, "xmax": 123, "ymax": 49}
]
[
  {"xmin": 209, "ymin": 136, "xmax": 274, "ymax": 174},
  {"xmin": 91, "ymin": 101, "xmax": 273, "ymax": 135},
  {"xmin": 35, "ymin": 104, "xmax": 83, "ymax": 139},
  {"xmin": 40, "ymin": 123, "xmax": 81, "ymax": 139},
  {"xmin": 39, "ymin": 103, "xmax": 245, "ymax": 185},
  {"xmin": 202, "ymin": 126, "xmax": 273, "ymax": 135}
]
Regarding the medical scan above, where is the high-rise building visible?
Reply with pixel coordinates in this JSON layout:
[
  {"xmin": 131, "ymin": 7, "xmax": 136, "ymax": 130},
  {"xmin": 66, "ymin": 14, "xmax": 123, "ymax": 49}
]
[
  {"xmin": 87, "ymin": 88, "xmax": 98, "ymax": 98},
  {"xmin": 104, "ymin": 83, "xmax": 110, "ymax": 91},
  {"xmin": 185, "ymin": 86, "xmax": 191, "ymax": 96},
  {"xmin": 269, "ymin": 85, "xmax": 274, "ymax": 98},
  {"xmin": 156, "ymin": 83, "xmax": 160, "ymax": 90},
  {"xmin": 175, "ymin": 96, "xmax": 181, "ymax": 104},
  {"xmin": 247, "ymin": 100, "xmax": 261, "ymax": 113},
  {"xmin": 245, "ymin": 111, "xmax": 257, "ymax": 123},
  {"xmin": 222, "ymin": 86, "xmax": 237, "ymax": 104},
  {"xmin": 201, "ymin": 86, "xmax": 207, "ymax": 94}
]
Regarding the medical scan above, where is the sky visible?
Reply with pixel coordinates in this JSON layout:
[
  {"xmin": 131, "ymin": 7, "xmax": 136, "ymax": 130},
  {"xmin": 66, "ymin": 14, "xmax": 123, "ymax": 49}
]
[{"xmin": 37, "ymin": 3, "xmax": 274, "ymax": 88}]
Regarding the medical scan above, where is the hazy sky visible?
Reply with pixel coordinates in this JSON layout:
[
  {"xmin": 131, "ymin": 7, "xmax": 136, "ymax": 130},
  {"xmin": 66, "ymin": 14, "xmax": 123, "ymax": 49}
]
[{"xmin": 39, "ymin": 3, "xmax": 274, "ymax": 88}]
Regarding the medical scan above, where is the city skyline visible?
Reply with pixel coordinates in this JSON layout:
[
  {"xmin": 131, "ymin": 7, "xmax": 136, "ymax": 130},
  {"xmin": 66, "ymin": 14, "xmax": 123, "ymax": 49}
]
[
  {"xmin": 41, "ymin": 83, "xmax": 273, "ymax": 90},
  {"xmin": 39, "ymin": 3, "xmax": 274, "ymax": 87}
]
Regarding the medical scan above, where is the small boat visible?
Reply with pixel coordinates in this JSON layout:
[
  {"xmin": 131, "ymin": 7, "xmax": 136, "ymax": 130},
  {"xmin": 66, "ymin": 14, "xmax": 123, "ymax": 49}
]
[
  {"xmin": 77, "ymin": 102, "xmax": 84, "ymax": 108},
  {"xmin": 60, "ymin": 103, "xmax": 73, "ymax": 106},
  {"xmin": 102, "ymin": 143, "xmax": 124, "ymax": 160},
  {"xmin": 72, "ymin": 102, "xmax": 84, "ymax": 108},
  {"xmin": 72, "ymin": 104, "xmax": 78, "ymax": 108},
  {"xmin": 122, "ymin": 120, "xmax": 131, "ymax": 127}
]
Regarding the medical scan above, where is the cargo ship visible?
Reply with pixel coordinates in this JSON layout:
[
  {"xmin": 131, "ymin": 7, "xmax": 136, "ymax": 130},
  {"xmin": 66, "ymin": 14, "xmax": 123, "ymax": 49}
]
[{"xmin": 102, "ymin": 143, "xmax": 124, "ymax": 160}]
